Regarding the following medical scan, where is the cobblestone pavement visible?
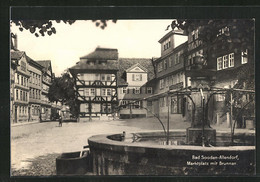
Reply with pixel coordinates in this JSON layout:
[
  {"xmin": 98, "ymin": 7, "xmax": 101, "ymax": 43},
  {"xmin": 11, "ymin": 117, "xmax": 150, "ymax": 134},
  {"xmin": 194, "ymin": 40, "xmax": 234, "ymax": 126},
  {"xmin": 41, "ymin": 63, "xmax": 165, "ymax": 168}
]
[{"xmin": 11, "ymin": 118, "xmax": 253, "ymax": 176}]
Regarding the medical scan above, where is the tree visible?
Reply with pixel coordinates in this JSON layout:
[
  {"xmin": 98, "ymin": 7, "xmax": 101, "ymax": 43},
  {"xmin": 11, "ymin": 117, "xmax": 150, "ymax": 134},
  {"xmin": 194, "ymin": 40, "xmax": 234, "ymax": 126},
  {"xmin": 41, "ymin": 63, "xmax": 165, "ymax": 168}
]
[
  {"xmin": 47, "ymin": 72, "xmax": 79, "ymax": 118},
  {"xmin": 10, "ymin": 20, "xmax": 117, "ymax": 37}
]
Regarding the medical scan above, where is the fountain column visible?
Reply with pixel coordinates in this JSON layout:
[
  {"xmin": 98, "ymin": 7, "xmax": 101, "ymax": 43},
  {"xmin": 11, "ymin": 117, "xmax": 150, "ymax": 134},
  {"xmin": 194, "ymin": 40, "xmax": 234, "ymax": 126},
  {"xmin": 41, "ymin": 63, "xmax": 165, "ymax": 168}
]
[{"xmin": 186, "ymin": 55, "xmax": 216, "ymax": 146}]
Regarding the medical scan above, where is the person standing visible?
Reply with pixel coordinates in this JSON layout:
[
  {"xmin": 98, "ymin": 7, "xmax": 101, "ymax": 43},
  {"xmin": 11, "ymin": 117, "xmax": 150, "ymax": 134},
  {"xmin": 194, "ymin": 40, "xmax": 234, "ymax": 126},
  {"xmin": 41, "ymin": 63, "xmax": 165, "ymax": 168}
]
[{"xmin": 59, "ymin": 112, "xmax": 63, "ymax": 127}]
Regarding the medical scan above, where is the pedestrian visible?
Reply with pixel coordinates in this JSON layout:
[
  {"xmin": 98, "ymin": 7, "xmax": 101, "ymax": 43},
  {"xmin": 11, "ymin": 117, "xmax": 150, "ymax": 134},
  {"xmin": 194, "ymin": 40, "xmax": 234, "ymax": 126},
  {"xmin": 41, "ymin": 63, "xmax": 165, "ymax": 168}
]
[{"xmin": 59, "ymin": 113, "xmax": 63, "ymax": 127}]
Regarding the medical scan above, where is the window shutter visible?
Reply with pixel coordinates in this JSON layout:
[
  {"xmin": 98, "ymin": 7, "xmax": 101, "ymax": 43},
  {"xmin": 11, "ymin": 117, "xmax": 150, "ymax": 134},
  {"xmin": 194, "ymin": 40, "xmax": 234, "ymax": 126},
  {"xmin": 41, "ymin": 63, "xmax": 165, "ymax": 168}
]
[{"xmin": 132, "ymin": 74, "xmax": 135, "ymax": 81}]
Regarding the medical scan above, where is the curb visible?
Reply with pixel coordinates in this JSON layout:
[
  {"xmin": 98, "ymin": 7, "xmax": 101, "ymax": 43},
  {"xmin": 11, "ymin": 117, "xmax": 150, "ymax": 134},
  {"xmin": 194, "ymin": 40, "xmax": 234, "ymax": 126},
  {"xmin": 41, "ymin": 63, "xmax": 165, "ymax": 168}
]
[{"xmin": 11, "ymin": 121, "xmax": 42, "ymax": 127}]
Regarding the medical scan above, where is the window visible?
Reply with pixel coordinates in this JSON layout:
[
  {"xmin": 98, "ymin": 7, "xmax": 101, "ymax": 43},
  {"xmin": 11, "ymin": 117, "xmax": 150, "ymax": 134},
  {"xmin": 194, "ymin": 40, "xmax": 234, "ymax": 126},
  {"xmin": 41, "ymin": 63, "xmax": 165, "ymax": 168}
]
[
  {"xmin": 16, "ymin": 90, "xmax": 18, "ymax": 100},
  {"xmin": 166, "ymin": 77, "xmax": 169, "ymax": 87},
  {"xmin": 134, "ymin": 101, "xmax": 141, "ymax": 109},
  {"xmin": 133, "ymin": 74, "xmax": 142, "ymax": 81},
  {"xmin": 107, "ymin": 88, "xmax": 111, "ymax": 96},
  {"xmin": 122, "ymin": 87, "xmax": 127, "ymax": 94},
  {"xmin": 217, "ymin": 57, "xmax": 223, "ymax": 70},
  {"xmin": 33, "ymin": 89, "xmax": 35, "ymax": 99},
  {"xmin": 23, "ymin": 91, "xmax": 25, "ymax": 101},
  {"xmin": 157, "ymin": 62, "xmax": 163, "ymax": 72},
  {"xmin": 163, "ymin": 38, "xmax": 171, "ymax": 51},
  {"xmin": 241, "ymin": 49, "xmax": 248, "ymax": 64},
  {"xmin": 160, "ymin": 79, "xmax": 165, "ymax": 89},
  {"xmin": 229, "ymin": 53, "xmax": 234, "ymax": 67},
  {"xmin": 17, "ymin": 74, "xmax": 19, "ymax": 84},
  {"xmin": 134, "ymin": 87, "xmax": 140, "ymax": 94},
  {"xmin": 85, "ymin": 89, "xmax": 90, "ymax": 96},
  {"xmin": 106, "ymin": 74, "xmax": 111, "ymax": 81},
  {"xmin": 164, "ymin": 59, "xmax": 167, "ymax": 70},
  {"xmin": 169, "ymin": 57, "xmax": 172, "ymax": 67},
  {"xmin": 90, "ymin": 88, "xmax": 95, "ymax": 96},
  {"xmin": 20, "ymin": 90, "xmax": 22, "ymax": 101},
  {"xmin": 175, "ymin": 52, "xmax": 180, "ymax": 64},
  {"xmin": 101, "ymin": 74, "xmax": 106, "ymax": 81},
  {"xmin": 102, "ymin": 88, "xmax": 106, "ymax": 96},
  {"xmin": 147, "ymin": 87, "xmax": 153, "ymax": 94},
  {"xmin": 223, "ymin": 55, "xmax": 228, "ymax": 69},
  {"xmin": 170, "ymin": 75, "xmax": 173, "ymax": 85},
  {"xmin": 95, "ymin": 74, "xmax": 100, "ymax": 80},
  {"xmin": 121, "ymin": 100, "xmax": 127, "ymax": 109},
  {"xmin": 21, "ymin": 76, "xmax": 24, "ymax": 86}
]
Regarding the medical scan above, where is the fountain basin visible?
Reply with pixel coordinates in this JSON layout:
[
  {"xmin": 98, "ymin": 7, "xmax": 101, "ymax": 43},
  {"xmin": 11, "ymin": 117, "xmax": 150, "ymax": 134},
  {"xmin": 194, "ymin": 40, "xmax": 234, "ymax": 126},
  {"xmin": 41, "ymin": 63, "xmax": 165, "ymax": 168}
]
[{"xmin": 88, "ymin": 130, "xmax": 255, "ymax": 175}]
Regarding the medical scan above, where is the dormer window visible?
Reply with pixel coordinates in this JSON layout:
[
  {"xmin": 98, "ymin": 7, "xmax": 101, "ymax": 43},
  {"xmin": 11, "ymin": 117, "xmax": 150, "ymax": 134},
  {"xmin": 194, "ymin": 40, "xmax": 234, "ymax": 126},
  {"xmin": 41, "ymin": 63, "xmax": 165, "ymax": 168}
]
[{"xmin": 163, "ymin": 38, "xmax": 171, "ymax": 51}]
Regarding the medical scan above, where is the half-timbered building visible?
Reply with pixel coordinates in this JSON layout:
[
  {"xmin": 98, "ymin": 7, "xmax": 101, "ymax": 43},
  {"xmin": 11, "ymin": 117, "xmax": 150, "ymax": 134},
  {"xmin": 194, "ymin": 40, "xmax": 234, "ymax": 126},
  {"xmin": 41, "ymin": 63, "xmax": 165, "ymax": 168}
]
[{"xmin": 69, "ymin": 47, "xmax": 119, "ymax": 121}]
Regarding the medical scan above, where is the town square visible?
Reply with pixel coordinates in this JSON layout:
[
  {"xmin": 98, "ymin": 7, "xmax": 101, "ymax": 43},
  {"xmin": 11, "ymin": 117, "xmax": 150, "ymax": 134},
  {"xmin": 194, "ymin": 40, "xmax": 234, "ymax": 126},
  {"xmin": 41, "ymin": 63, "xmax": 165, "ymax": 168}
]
[{"xmin": 10, "ymin": 18, "xmax": 255, "ymax": 176}]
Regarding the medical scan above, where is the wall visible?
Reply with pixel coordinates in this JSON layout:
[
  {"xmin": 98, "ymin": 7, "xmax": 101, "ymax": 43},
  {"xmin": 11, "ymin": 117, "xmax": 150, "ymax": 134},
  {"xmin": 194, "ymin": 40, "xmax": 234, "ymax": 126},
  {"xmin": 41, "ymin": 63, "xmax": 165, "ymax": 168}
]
[{"xmin": 88, "ymin": 131, "xmax": 255, "ymax": 175}]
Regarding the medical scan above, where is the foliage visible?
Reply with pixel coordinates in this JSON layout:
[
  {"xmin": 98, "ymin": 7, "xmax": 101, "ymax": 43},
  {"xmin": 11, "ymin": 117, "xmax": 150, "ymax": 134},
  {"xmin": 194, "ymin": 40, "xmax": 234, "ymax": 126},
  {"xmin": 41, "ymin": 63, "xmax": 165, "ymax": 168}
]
[
  {"xmin": 47, "ymin": 72, "xmax": 79, "ymax": 117},
  {"xmin": 10, "ymin": 20, "xmax": 117, "ymax": 37}
]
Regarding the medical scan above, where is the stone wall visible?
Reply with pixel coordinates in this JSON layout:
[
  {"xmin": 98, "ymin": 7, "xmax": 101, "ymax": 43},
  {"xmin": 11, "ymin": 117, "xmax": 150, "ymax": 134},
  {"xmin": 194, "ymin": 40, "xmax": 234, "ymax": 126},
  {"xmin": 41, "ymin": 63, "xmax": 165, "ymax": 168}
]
[{"xmin": 88, "ymin": 131, "xmax": 255, "ymax": 175}]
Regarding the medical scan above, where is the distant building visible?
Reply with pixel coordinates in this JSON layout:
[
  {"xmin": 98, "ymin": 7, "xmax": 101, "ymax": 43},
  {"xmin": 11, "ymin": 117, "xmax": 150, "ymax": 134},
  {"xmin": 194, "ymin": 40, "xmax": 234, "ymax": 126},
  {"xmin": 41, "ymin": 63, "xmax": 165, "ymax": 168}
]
[
  {"xmin": 10, "ymin": 50, "xmax": 30, "ymax": 123},
  {"xmin": 37, "ymin": 60, "xmax": 53, "ymax": 121},
  {"xmin": 27, "ymin": 57, "xmax": 44, "ymax": 122},
  {"xmin": 145, "ymin": 30, "xmax": 189, "ymax": 121},
  {"xmin": 117, "ymin": 59, "xmax": 155, "ymax": 118},
  {"xmin": 69, "ymin": 47, "xmax": 119, "ymax": 121}
]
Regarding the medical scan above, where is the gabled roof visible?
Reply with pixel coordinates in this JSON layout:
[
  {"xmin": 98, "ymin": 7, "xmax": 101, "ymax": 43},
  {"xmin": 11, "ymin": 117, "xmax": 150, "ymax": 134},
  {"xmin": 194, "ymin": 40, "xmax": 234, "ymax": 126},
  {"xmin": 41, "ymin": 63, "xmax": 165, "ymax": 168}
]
[
  {"xmin": 70, "ymin": 47, "xmax": 119, "ymax": 73},
  {"xmin": 70, "ymin": 59, "xmax": 119, "ymax": 72},
  {"xmin": 36, "ymin": 60, "xmax": 53, "ymax": 75},
  {"xmin": 10, "ymin": 50, "xmax": 25, "ymax": 60},
  {"xmin": 26, "ymin": 56, "xmax": 44, "ymax": 70},
  {"xmin": 126, "ymin": 63, "xmax": 148, "ymax": 72},
  {"xmin": 118, "ymin": 58, "xmax": 155, "ymax": 86},
  {"xmin": 80, "ymin": 47, "xmax": 118, "ymax": 60}
]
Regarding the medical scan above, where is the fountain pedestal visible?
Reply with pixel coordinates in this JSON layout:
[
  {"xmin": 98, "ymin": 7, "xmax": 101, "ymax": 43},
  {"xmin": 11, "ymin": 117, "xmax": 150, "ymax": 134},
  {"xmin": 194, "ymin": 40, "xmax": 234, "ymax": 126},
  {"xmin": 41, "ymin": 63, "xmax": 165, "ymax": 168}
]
[{"xmin": 186, "ymin": 127, "xmax": 216, "ymax": 145}]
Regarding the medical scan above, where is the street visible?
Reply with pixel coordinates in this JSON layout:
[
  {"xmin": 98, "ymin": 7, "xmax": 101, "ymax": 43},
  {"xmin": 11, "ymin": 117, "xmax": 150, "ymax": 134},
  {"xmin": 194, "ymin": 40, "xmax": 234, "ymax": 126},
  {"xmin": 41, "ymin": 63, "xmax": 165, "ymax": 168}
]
[{"xmin": 11, "ymin": 117, "xmax": 191, "ymax": 176}]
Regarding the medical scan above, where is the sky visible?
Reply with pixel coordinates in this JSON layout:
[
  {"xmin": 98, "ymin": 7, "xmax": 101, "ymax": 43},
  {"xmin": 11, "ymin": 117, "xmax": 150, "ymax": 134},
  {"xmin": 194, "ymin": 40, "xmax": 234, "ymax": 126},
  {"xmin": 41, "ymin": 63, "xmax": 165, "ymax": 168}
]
[{"xmin": 10, "ymin": 20, "xmax": 187, "ymax": 76}]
